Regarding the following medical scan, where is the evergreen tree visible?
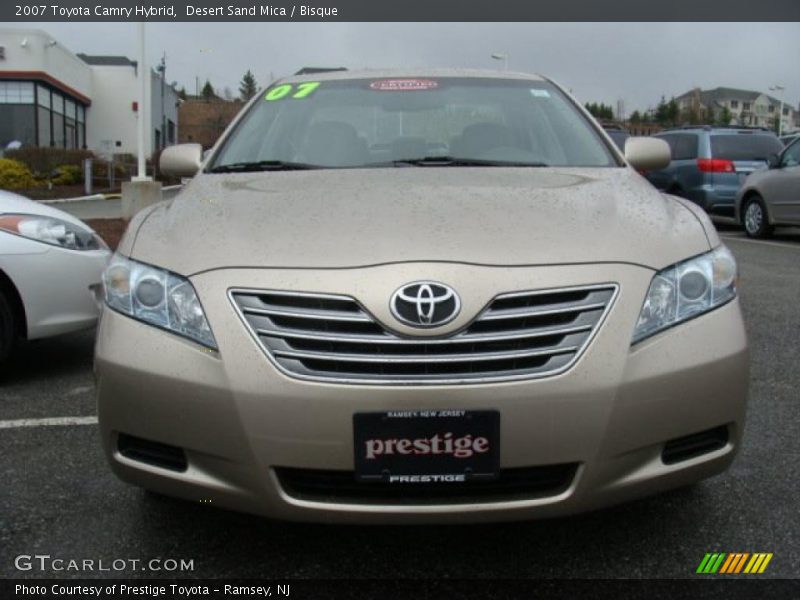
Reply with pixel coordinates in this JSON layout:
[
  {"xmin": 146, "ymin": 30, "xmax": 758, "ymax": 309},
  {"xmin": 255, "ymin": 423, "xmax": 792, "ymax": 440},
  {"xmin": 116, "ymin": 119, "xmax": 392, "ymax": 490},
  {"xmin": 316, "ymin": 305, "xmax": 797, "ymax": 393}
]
[
  {"xmin": 667, "ymin": 98, "xmax": 680, "ymax": 125},
  {"xmin": 239, "ymin": 70, "xmax": 258, "ymax": 101},
  {"xmin": 201, "ymin": 79, "xmax": 215, "ymax": 101}
]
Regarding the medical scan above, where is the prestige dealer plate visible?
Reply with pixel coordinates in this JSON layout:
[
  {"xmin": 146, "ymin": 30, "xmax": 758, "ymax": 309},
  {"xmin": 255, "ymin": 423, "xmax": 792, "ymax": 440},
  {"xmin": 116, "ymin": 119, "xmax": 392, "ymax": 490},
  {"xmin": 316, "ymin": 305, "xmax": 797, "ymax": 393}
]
[{"xmin": 353, "ymin": 410, "xmax": 500, "ymax": 483}]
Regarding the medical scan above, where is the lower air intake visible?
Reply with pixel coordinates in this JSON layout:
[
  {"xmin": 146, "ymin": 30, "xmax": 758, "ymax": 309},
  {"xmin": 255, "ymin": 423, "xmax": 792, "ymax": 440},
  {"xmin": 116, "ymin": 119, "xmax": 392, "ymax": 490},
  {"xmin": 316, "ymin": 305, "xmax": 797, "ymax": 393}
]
[
  {"xmin": 275, "ymin": 464, "xmax": 579, "ymax": 505},
  {"xmin": 117, "ymin": 433, "xmax": 188, "ymax": 472},
  {"xmin": 661, "ymin": 425, "xmax": 729, "ymax": 465}
]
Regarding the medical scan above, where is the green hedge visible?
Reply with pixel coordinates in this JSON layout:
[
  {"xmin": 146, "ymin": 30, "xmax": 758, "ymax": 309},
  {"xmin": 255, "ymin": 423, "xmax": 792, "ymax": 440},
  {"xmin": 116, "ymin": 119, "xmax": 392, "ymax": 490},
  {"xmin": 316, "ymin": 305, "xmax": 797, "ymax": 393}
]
[
  {"xmin": 0, "ymin": 158, "xmax": 37, "ymax": 190},
  {"xmin": 5, "ymin": 147, "xmax": 94, "ymax": 177}
]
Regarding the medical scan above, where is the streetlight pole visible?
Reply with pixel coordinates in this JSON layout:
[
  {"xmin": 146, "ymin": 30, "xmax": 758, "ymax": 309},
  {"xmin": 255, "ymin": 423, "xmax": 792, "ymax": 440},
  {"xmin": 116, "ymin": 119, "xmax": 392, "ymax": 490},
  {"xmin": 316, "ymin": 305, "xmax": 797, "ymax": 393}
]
[
  {"xmin": 769, "ymin": 85, "xmax": 785, "ymax": 137},
  {"xmin": 490, "ymin": 53, "xmax": 509, "ymax": 71}
]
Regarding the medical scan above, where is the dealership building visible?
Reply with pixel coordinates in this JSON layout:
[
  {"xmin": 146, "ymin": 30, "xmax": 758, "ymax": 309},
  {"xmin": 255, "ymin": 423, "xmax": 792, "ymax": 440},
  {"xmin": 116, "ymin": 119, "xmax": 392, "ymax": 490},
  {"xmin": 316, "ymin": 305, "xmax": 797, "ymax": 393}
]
[{"xmin": 0, "ymin": 28, "xmax": 179, "ymax": 156}]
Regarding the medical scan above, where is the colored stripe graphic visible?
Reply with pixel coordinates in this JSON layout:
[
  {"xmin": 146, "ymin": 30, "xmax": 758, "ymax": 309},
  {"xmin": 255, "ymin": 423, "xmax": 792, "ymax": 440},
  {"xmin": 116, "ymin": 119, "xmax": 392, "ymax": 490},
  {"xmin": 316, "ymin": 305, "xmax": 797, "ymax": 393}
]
[
  {"xmin": 719, "ymin": 553, "xmax": 749, "ymax": 574},
  {"xmin": 758, "ymin": 554, "xmax": 773, "ymax": 573},
  {"xmin": 733, "ymin": 553, "xmax": 750, "ymax": 573},
  {"xmin": 699, "ymin": 553, "xmax": 772, "ymax": 574},
  {"xmin": 744, "ymin": 553, "xmax": 774, "ymax": 574},
  {"xmin": 696, "ymin": 554, "xmax": 713, "ymax": 573},
  {"xmin": 719, "ymin": 554, "xmax": 736, "ymax": 574},
  {"xmin": 697, "ymin": 553, "xmax": 727, "ymax": 574}
]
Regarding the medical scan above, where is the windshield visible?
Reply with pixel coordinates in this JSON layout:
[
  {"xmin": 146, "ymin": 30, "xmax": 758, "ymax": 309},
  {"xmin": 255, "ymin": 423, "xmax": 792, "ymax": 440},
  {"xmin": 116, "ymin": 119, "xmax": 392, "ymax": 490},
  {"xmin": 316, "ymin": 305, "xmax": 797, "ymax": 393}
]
[
  {"xmin": 710, "ymin": 134, "xmax": 783, "ymax": 161},
  {"xmin": 209, "ymin": 77, "xmax": 617, "ymax": 171}
]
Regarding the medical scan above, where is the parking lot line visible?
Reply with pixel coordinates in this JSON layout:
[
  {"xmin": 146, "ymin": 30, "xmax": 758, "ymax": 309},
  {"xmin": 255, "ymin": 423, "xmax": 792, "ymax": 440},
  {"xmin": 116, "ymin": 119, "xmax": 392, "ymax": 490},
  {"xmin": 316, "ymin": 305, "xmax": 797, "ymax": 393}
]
[
  {"xmin": 0, "ymin": 416, "xmax": 98, "ymax": 429},
  {"xmin": 720, "ymin": 235, "xmax": 800, "ymax": 250}
]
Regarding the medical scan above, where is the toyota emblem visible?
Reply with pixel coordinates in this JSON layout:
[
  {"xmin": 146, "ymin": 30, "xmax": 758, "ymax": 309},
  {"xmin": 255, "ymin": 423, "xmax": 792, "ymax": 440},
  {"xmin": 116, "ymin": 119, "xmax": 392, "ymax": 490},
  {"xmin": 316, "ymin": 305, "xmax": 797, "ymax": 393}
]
[{"xmin": 390, "ymin": 281, "xmax": 461, "ymax": 328}]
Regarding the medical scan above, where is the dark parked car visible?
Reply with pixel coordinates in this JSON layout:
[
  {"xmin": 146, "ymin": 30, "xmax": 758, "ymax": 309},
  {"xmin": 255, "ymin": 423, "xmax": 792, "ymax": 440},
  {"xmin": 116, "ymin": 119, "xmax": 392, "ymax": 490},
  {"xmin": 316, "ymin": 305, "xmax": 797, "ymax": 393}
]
[
  {"xmin": 601, "ymin": 123, "xmax": 630, "ymax": 151},
  {"xmin": 644, "ymin": 126, "xmax": 783, "ymax": 218}
]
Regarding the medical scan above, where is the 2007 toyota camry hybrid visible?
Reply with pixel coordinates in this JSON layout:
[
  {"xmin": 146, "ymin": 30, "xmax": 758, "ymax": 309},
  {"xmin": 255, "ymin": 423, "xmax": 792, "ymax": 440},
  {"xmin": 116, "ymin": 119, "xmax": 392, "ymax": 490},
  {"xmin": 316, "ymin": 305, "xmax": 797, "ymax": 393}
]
[{"xmin": 96, "ymin": 69, "xmax": 748, "ymax": 523}]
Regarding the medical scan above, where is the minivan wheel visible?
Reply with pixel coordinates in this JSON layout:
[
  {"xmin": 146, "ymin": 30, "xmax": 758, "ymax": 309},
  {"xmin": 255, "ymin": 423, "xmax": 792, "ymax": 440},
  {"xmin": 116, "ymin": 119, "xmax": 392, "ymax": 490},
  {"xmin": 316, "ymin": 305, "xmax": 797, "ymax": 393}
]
[
  {"xmin": 743, "ymin": 196, "xmax": 773, "ymax": 239},
  {"xmin": 0, "ymin": 289, "xmax": 16, "ymax": 365}
]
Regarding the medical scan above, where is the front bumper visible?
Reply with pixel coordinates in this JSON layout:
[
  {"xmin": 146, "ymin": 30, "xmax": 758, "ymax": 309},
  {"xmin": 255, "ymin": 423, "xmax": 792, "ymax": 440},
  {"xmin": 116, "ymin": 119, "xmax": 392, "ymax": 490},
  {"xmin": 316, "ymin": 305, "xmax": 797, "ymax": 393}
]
[{"xmin": 95, "ymin": 262, "xmax": 748, "ymax": 523}]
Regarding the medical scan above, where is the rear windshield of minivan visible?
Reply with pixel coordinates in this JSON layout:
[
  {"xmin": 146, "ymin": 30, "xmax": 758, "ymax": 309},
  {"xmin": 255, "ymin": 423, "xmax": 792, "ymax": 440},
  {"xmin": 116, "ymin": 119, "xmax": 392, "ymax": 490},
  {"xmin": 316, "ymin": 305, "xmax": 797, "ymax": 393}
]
[{"xmin": 710, "ymin": 134, "xmax": 783, "ymax": 161}]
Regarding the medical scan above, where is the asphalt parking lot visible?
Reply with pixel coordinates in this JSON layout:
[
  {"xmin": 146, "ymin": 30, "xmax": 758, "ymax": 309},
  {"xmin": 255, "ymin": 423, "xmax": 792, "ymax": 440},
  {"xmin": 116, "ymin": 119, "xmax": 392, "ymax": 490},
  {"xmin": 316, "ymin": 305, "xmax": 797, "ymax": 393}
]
[{"xmin": 1, "ymin": 227, "xmax": 799, "ymax": 580}]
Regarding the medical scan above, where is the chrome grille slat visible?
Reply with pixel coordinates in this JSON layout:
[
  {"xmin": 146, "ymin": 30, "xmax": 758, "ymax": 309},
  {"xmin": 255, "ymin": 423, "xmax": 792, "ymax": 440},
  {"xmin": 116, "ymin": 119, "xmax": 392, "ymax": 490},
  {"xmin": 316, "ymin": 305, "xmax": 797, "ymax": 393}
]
[
  {"xmin": 241, "ymin": 305, "xmax": 372, "ymax": 322},
  {"xmin": 255, "ymin": 322, "xmax": 594, "ymax": 345},
  {"xmin": 272, "ymin": 344, "xmax": 580, "ymax": 364},
  {"xmin": 479, "ymin": 301, "xmax": 608, "ymax": 321},
  {"xmin": 229, "ymin": 284, "xmax": 617, "ymax": 385}
]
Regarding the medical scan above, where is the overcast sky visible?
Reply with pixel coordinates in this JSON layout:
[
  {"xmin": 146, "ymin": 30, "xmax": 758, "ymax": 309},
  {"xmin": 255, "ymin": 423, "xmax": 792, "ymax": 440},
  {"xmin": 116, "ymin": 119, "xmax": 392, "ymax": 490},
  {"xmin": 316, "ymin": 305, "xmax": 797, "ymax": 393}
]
[{"xmin": 9, "ymin": 22, "xmax": 800, "ymax": 114}]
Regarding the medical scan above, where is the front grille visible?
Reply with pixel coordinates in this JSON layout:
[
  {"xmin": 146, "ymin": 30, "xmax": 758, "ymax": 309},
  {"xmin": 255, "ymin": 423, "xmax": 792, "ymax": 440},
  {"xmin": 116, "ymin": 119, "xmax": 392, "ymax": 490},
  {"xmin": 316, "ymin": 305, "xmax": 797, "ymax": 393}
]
[
  {"xmin": 230, "ymin": 284, "xmax": 617, "ymax": 384},
  {"xmin": 275, "ymin": 464, "xmax": 579, "ymax": 505}
]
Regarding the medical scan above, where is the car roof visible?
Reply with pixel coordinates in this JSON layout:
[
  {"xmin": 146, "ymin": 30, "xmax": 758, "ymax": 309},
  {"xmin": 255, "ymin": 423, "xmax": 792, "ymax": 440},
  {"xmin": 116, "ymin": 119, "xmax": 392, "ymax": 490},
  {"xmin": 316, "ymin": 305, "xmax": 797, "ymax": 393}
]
[
  {"xmin": 660, "ymin": 126, "xmax": 776, "ymax": 135},
  {"xmin": 282, "ymin": 68, "xmax": 547, "ymax": 84}
]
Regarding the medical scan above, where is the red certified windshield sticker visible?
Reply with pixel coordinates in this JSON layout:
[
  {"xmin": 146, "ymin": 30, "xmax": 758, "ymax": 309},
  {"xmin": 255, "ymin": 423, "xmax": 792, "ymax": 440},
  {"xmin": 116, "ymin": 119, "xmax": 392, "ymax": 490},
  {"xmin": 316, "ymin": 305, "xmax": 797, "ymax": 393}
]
[{"xmin": 369, "ymin": 79, "xmax": 439, "ymax": 91}]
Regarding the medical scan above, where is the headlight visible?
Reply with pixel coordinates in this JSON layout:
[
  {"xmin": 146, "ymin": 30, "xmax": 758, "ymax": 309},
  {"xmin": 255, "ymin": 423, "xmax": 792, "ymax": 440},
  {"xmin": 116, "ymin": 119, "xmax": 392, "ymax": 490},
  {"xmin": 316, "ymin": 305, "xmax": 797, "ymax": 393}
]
[
  {"xmin": 103, "ymin": 253, "xmax": 217, "ymax": 350},
  {"xmin": 0, "ymin": 213, "xmax": 105, "ymax": 250},
  {"xmin": 632, "ymin": 246, "xmax": 737, "ymax": 343}
]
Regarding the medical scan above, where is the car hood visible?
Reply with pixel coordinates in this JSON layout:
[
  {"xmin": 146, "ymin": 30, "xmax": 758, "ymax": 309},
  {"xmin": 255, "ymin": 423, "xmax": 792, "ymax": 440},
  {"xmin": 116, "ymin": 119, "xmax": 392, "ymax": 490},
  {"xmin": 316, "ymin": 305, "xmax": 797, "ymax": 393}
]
[{"xmin": 129, "ymin": 168, "xmax": 711, "ymax": 274}]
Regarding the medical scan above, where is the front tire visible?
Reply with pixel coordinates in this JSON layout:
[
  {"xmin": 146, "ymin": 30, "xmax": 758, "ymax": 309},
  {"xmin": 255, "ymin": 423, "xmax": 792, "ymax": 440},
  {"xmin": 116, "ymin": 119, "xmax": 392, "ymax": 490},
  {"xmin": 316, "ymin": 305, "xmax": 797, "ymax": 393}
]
[
  {"xmin": 0, "ymin": 289, "xmax": 16, "ymax": 365},
  {"xmin": 743, "ymin": 195, "xmax": 773, "ymax": 239}
]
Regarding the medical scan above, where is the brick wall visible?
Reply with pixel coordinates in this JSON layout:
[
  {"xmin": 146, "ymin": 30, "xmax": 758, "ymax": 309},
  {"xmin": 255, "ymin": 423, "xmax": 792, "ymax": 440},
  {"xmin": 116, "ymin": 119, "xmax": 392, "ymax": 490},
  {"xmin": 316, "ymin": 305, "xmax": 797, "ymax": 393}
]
[{"xmin": 178, "ymin": 99, "xmax": 245, "ymax": 149}]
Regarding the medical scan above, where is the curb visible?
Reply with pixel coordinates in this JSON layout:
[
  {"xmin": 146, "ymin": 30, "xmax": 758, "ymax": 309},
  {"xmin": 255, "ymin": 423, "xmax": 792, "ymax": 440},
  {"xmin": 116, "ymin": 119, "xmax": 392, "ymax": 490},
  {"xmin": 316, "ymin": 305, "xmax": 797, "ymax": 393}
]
[
  {"xmin": 39, "ymin": 193, "xmax": 112, "ymax": 205},
  {"xmin": 38, "ymin": 185, "xmax": 182, "ymax": 205}
]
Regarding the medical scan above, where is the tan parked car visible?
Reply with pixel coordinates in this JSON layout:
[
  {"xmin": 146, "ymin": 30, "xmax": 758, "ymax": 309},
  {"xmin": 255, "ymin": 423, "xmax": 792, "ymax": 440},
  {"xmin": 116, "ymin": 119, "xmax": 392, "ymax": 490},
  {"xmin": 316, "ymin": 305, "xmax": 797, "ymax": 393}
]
[
  {"xmin": 96, "ymin": 70, "xmax": 748, "ymax": 523},
  {"xmin": 736, "ymin": 137, "xmax": 800, "ymax": 238}
]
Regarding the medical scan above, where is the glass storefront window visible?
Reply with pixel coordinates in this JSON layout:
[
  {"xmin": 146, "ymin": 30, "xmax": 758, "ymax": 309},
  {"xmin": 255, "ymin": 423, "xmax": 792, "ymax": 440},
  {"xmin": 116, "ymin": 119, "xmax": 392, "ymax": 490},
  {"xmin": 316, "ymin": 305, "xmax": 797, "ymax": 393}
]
[
  {"xmin": 38, "ymin": 106, "xmax": 52, "ymax": 146},
  {"xmin": 52, "ymin": 112, "xmax": 65, "ymax": 147},
  {"xmin": 0, "ymin": 82, "xmax": 34, "ymax": 104},
  {"xmin": 52, "ymin": 92, "xmax": 64, "ymax": 115},
  {"xmin": 65, "ymin": 98, "xmax": 76, "ymax": 121},
  {"xmin": 37, "ymin": 84, "xmax": 50, "ymax": 108},
  {"xmin": 65, "ymin": 117, "xmax": 77, "ymax": 149},
  {"xmin": 0, "ymin": 105, "xmax": 36, "ymax": 146}
]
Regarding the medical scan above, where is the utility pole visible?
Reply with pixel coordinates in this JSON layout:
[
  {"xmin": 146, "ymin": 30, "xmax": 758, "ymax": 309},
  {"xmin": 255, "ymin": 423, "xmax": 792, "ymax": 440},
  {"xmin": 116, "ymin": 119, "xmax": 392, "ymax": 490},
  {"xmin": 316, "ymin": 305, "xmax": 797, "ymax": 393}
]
[{"xmin": 157, "ymin": 53, "xmax": 166, "ymax": 148}]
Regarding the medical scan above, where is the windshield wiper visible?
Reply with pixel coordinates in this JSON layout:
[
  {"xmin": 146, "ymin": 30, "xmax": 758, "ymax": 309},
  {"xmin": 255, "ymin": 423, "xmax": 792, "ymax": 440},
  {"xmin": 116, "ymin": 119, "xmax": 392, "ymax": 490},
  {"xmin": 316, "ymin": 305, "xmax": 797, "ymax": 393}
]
[
  {"xmin": 207, "ymin": 160, "xmax": 321, "ymax": 173},
  {"xmin": 373, "ymin": 156, "xmax": 549, "ymax": 168}
]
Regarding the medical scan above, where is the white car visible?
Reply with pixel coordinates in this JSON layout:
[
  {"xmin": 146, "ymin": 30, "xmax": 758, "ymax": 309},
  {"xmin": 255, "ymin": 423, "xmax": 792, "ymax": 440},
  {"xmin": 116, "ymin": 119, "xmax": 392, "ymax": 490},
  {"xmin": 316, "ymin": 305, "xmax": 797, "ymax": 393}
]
[{"xmin": 0, "ymin": 190, "xmax": 110, "ymax": 363}]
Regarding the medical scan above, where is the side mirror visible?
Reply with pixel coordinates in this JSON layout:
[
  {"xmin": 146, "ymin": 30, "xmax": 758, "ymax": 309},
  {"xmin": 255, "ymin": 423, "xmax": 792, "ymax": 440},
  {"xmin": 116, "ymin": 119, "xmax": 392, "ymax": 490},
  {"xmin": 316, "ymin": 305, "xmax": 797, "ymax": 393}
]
[
  {"xmin": 160, "ymin": 143, "xmax": 203, "ymax": 178},
  {"xmin": 624, "ymin": 137, "xmax": 671, "ymax": 172},
  {"xmin": 767, "ymin": 154, "xmax": 780, "ymax": 169}
]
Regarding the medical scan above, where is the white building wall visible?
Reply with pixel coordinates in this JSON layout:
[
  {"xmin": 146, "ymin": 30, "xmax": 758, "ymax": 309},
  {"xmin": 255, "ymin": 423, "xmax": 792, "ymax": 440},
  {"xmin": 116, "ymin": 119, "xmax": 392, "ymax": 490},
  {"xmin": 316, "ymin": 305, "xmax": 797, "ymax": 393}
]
[
  {"xmin": 0, "ymin": 28, "xmax": 91, "ymax": 99},
  {"xmin": 88, "ymin": 66, "xmax": 179, "ymax": 157},
  {"xmin": 149, "ymin": 70, "xmax": 180, "ymax": 151},
  {"xmin": 2, "ymin": 27, "xmax": 181, "ymax": 156},
  {"xmin": 86, "ymin": 64, "xmax": 149, "ymax": 157}
]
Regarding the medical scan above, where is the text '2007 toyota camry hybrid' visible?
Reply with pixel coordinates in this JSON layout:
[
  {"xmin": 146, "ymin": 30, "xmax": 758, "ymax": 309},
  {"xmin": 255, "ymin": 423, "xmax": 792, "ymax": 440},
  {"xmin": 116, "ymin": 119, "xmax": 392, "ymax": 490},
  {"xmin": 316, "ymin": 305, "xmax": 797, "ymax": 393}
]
[{"xmin": 96, "ymin": 69, "xmax": 748, "ymax": 523}]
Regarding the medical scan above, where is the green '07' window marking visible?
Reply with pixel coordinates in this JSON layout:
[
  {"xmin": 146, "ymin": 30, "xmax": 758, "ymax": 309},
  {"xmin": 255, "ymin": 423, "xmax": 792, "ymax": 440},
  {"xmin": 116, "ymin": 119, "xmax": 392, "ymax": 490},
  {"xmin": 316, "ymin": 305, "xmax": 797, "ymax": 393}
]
[{"xmin": 264, "ymin": 82, "xmax": 321, "ymax": 101}]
